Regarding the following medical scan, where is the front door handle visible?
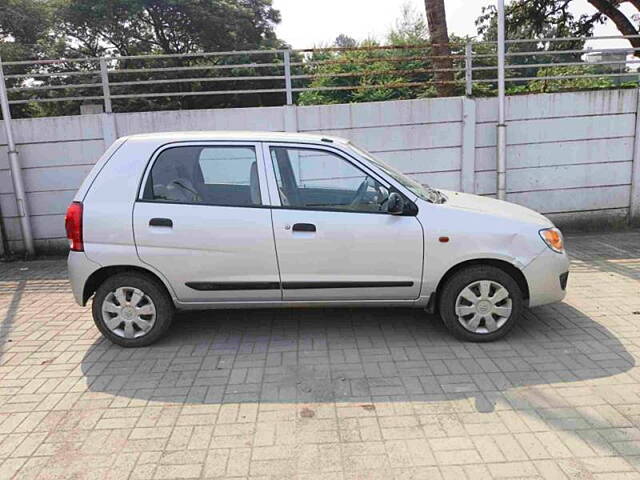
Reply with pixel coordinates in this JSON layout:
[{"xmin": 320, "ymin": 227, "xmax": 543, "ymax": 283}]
[
  {"xmin": 149, "ymin": 218, "xmax": 173, "ymax": 228},
  {"xmin": 292, "ymin": 223, "xmax": 316, "ymax": 232}
]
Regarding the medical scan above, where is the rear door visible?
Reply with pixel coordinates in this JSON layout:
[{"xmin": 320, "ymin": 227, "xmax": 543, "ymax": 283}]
[
  {"xmin": 133, "ymin": 142, "xmax": 282, "ymax": 304},
  {"xmin": 264, "ymin": 143, "xmax": 424, "ymax": 302}
]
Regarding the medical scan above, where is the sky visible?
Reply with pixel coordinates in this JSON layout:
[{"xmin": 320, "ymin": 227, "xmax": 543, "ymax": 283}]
[{"xmin": 272, "ymin": 0, "xmax": 637, "ymax": 50}]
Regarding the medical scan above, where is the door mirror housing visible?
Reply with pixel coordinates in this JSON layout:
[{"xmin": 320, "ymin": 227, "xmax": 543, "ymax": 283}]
[{"xmin": 387, "ymin": 192, "xmax": 405, "ymax": 215}]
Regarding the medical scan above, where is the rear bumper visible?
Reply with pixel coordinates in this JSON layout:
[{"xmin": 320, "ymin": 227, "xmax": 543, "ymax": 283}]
[
  {"xmin": 67, "ymin": 251, "xmax": 101, "ymax": 306},
  {"xmin": 522, "ymin": 247, "xmax": 570, "ymax": 308}
]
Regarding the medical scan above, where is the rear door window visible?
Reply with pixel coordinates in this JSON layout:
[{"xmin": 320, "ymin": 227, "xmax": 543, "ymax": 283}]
[{"xmin": 143, "ymin": 146, "xmax": 262, "ymax": 207}]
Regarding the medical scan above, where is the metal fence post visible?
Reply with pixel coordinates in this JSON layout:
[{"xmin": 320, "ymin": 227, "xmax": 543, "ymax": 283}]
[
  {"xmin": 0, "ymin": 57, "xmax": 35, "ymax": 257},
  {"xmin": 283, "ymin": 50, "xmax": 293, "ymax": 105},
  {"xmin": 465, "ymin": 42, "xmax": 473, "ymax": 97},
  {"xmin": 496, "ymin": 0, "xmax": 507, "ymax": 201},
  {"xmin": 631, "ymin": 88, "xmax": 640, "ymax": 225},
  {"xmin": 99, "ymin": 57, "xmax": 112, "ymax": 113}
]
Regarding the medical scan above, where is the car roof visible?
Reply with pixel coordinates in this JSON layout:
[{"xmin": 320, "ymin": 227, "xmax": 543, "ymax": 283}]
[{"xmin": 124, "ymin": 130, "xmax": 350, "ymax": 146}]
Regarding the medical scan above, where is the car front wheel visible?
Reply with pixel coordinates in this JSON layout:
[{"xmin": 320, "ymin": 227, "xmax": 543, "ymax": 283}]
[
  {"xmin": 92, "ymin": 272, "xmax": 174, "ymax": 347},
  {"xmin": 438, "ymin": 265, "xmax": 523, "ymax": 342}
]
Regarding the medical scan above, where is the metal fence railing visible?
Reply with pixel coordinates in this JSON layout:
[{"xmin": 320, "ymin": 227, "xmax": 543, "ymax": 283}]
[
  {"xmin": 471, "ymin": 35, "xmax": 640, "ymax": 91},
  {"xmin": 0, "ymin": 34, "xmax": 639, "ymax": 117}
]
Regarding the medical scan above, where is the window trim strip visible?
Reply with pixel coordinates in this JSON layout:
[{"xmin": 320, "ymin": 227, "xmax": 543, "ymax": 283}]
[
  {"xmin": 135, "ymin": 199, "xmax": 413, "ymax": 216},
  {"xmin": 135, "ymin": 140, "xmax": 418, "ymax": 216}
]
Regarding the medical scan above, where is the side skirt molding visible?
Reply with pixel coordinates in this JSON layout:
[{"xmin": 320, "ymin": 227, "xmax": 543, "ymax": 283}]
[
  {"xmin": 185, "ymin": 282, "xmax": 280, "ymax": 291},
  {"xmin": 186, "ymin": 281, "xmax": 414, "ymax": 291},
  {"xmin": 282, "ymin": 281, "xmax": 414, "ymax": 290}
]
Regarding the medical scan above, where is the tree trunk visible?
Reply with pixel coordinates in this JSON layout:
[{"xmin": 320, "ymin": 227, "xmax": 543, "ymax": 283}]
[
  {"xmin": 588, "ymin": 0, "xmax": 640, "ymax": 49},
  {"xmin": 424, "ymin": 0, "xmax": 455, "ymax": 96}
]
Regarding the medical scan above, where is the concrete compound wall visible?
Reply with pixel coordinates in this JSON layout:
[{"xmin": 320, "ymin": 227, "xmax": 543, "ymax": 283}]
[{"xmin": 0, "ymin": 89, "xmax": 639, "ymax": 254}]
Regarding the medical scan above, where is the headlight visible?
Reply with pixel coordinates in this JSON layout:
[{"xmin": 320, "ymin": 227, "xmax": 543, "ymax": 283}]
[{"xmin": 539, "ymin": 227, "xmax": 564, "ymax": 253}]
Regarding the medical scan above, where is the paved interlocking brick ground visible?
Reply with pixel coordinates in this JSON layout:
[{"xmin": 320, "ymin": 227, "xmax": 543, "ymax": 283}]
[{"xmin": 1, "ymin": 230, "xmax": 640, "ymax": 479}]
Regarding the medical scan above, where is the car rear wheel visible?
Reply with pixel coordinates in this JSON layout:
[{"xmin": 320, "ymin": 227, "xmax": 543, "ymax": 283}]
[
  {"xmin": 92, "ymin": 272, "xmax": 174, "ymax": 347},
  {"xmin": 438, "ymin": 265, "xmax": 523, "ymax": 342}
]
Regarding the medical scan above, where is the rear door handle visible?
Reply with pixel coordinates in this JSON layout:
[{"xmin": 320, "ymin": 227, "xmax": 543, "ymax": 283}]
[
  {"xmin": 149, "ymin": 218, "xmax": 173, "ymax": 228},
  {"xmin": 292, "ymin": 223, "xmax": 316, "ymax": 232}
]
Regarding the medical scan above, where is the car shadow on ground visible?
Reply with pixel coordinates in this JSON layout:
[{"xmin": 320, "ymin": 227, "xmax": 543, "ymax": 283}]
[
  {"xmin": 79, "ymin": 301, "xmax": 635, "ymax": 408},
  {"xmin": 78, "ymin": 300, "xmax": 639, "ymax": 458}
]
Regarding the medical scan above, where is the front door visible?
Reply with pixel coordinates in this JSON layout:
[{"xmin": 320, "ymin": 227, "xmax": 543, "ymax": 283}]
[
  {"xmin": 265, "ymin": 144, "xmax": 424, "ymax": 302},
  {"xmin": 133, "ymin": 142, "xmax": 281, "ymax": 304}
]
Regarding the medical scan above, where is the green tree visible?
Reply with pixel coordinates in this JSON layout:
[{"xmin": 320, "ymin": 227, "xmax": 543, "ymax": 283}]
[
  {"xmin": 476, "ymin": 1, "xmax": 592, "ymax": 86},
  {"xmin": 54, "ymin": 0, "xmax": 282, "ymax": 56},
  {"xmin": 475, "ymin": 0, "xmax": 640, "ymax": 94},
  {"xmin": 477, "ymin": 0, "xmax": 640, "ymax": 49},
  {"xmin": 297, "ymin": 6, "xmax": 463, "ymax": 106},
  {"xmin": 0, "ymin": 0, "xmax": 57, "ymax": 60},
  {"xmin": 476, "ymin": 1, "xmax": 598, "ymax": 41},
  {"xmin": 0, "ymin": 0, "xmax": 286, "ymax": 116},
  {"xmin": 334, "ymin": 34, "xmax": 357, "ymax": 49},
  {"xmin": 525, "ymin": 65, "xmax": 615, "ymax": 93}
]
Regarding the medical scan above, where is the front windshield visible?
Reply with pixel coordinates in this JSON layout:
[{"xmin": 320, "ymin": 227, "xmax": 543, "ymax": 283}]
[{"xmin": 347, "ymin": 142, "xmax": 445, "ymax": 204}]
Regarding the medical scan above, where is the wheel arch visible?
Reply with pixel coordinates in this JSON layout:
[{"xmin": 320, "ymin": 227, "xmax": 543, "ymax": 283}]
[
  {"xmin": 427, "ymin": 258, "xmax": 530, "ymax": 314},
  {"xmin": 83, "ymin": 265, "xmax": 174, "ymax": 306}
]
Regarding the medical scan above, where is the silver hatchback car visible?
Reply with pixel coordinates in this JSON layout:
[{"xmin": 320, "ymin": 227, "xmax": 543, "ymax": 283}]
[{"xmin": 66, "ymin": 131, "xmax": 569, "ymax": 347}]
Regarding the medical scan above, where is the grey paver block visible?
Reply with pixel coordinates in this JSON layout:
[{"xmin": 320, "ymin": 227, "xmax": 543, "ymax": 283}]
[{"xmin": 0, "ymin": 231, "xmax": 640, "ymax": 478}]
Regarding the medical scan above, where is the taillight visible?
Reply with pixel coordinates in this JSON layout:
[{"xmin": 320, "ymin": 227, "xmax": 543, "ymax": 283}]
[{"xmin": 65, "ymin": 202, "xmax": 84, "ymax": 252}]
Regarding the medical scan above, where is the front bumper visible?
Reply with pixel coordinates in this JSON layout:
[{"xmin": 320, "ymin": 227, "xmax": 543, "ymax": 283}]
[{"xmin": 522, "ymin": 247, "xmax": 570, "ymax": 308}]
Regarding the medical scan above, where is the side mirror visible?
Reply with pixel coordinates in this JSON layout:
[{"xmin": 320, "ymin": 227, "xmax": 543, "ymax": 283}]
[{"xmin": 387, "ymin": 192, "xmax": 404, "ymax": 215}]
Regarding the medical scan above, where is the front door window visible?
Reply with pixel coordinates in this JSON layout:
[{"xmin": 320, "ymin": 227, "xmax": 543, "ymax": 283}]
[{"xmin": 270, "ymin": 147, "xmax": 390, "ymax": 212}]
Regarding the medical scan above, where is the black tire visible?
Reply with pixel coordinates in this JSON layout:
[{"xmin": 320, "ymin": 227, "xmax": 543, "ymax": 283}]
[
  {"xmin": 438, "ymin": 265, "xmax": 523, "ymax": 342},
  {"xmin": 92, "ymin": 272, "xmax": 174, "ymax": 347}
]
